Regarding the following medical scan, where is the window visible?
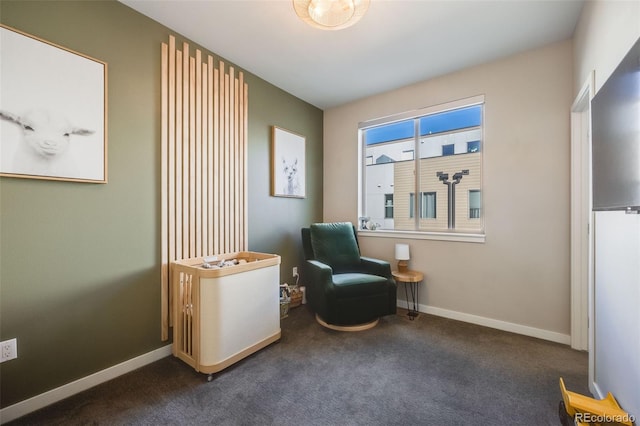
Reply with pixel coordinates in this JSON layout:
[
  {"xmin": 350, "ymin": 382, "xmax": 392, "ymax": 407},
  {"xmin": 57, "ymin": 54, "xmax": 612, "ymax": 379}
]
[
  {"xmin": 360, "ymin": 96, "xmax": 484, "ymax": 236},
  {"xmin": 422, "ymin": 192, "xmax": 436, "ymax": 219},
  {"xmin": 467, "ymin": 140, "xmax": 481, "ymax": 153},
  {"xmin": 409, "ymin": 192, "xmax": 436, "ymax": 219},
  {"xmin": 469, "ymin": 190, "xmax": 481, "ymax": 219},
  {"xmin": 384, "ymin": 194, "xmax": 394, "ymax": 219},
  {"xmin": 402, "ymin": 150, "xmax": 415, "ymax": 161}
]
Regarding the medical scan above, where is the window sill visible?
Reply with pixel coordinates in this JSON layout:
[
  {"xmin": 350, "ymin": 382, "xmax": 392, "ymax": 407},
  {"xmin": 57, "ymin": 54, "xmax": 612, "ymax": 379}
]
[{"xmin": 357, "ymin": 229, "xmax": 485, "ymax": 243}]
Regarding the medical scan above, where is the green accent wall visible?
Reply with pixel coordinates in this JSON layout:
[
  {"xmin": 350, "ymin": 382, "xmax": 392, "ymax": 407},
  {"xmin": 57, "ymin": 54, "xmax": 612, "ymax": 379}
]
[{"xmin": 0, "ymin": 0, "xmax": 322, "ymax": 408}]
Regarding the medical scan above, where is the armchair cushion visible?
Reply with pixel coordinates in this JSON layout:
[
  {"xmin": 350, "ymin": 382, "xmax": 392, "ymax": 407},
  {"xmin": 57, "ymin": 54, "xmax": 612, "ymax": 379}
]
[
  {"xmin": 332, "ymin": 273, "xmax": 390, "ymax": 297},
  {"xmin": 310, "ymin": 222, "xmax": 360, "ymax": 272}
]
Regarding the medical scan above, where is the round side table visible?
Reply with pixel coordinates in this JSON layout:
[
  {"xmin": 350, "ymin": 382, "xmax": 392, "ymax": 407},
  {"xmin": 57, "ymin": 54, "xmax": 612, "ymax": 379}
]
[{"xmin": 392, "ymin": 270, "xmax": 424, "ymax": 320}]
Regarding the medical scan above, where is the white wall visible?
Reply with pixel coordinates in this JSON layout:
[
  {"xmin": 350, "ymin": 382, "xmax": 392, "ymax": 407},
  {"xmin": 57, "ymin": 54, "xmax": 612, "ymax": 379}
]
[
  {"xmin": 324, "ymin": 40, "xmax": 574, "ymax": 341},
  {"xmin": 573, "ymin": 0, "xmax": 640, "ymax": 417},
  {"xmin": 573, "ymin": 0, "xmax": 640, "ymax": 94}
]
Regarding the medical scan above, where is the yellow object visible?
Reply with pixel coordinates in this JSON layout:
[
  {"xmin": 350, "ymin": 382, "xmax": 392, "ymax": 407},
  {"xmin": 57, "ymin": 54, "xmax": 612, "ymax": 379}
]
[{"xmin": 559, "ymin": 377, "xmax": 634, "ymax": 426}]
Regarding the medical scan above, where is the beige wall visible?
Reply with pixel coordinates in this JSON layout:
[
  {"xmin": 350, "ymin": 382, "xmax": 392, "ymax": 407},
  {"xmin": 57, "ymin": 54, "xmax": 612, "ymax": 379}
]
[
  {"xmin": 324, "ymin": 40, "xmax": 574, "ymax": 338},
  {"xmin": 573, "ymin": 0, "xmax": 640, "ymax": 93}
]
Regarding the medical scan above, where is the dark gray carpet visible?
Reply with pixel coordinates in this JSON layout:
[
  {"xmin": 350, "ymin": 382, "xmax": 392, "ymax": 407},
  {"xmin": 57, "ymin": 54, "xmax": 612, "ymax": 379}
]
[{"xmin": 8, "ymin": 306, "xmax": 588, "ymax": 425}]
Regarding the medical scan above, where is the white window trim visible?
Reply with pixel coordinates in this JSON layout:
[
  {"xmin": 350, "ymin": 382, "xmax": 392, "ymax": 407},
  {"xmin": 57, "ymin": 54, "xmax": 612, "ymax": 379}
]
[
  {"xmin": 358, "ymin": 95, "xmax": 486, "ymax": 243},
  {"xmin": 358, "ymin": 229, "xmax": 485, "ymax": 243}
]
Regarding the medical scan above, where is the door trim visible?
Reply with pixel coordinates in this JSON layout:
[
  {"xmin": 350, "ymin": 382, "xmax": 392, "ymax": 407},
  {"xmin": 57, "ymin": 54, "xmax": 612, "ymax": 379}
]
[{"xmin": 570, "ymin": 71, "xmax": 594, "ymax": 353}]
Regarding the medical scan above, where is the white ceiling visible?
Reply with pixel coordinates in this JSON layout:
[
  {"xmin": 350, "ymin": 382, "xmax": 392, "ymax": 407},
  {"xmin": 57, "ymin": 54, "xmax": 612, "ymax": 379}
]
[{"xmin": 120, "ymin": 0, "xmax": 585, "ymax": 110}]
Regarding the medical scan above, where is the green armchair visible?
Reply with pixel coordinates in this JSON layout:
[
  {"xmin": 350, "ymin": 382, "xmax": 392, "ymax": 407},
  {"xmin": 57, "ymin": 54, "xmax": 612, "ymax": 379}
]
[{"xmin": 301, "ymin": 222, "xmax": 397, "ymax": 330}]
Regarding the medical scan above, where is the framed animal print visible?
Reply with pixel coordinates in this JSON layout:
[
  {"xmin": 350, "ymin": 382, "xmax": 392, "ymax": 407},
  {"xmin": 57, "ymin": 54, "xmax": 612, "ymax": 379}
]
[
  {"xmin": 0, "ymin": 24, "xmax": 107, "ymax": 183},
  {"xmin": 271, "ymin": 126, "xmax": 305, "ymax": 198}
]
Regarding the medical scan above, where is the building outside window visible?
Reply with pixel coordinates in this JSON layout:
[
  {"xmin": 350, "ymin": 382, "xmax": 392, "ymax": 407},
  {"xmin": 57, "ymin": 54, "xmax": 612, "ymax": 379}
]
[{"xmin": 360, "ymin": 96, "xmax": 484, "ymax": 235}]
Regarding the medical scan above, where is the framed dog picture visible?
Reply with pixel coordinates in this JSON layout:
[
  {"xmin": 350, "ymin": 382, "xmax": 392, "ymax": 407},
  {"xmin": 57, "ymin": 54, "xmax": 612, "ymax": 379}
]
[
  {"xmin": 271, "ymin": 126, "xmax": 305, "ymax": 198},
  {"xmin": 0, "ymin": 24, "xmax": 107, "ymax": 183}
]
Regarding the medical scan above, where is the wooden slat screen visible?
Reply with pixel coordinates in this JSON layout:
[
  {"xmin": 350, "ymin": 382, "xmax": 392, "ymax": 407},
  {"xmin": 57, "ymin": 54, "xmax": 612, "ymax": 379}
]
[{"xmin": 161, "ymin": 35, "xmax": 248, "ymax": 340}]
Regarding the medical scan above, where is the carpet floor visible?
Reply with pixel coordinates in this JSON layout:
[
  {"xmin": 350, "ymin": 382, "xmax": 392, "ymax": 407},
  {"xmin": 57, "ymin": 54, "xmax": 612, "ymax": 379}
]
[{"xmin": 8, "ymin": 306, "xmax": 588, "ymax": 425}]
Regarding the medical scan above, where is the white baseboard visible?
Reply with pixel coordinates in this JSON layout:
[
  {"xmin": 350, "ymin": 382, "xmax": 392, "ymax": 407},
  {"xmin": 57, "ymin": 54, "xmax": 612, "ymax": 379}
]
[
  {"xmin": 0, "ymin": 344, "xmax": 172, "ymax": 424},
  {"xmin": 591, "ymin": 381, "xmax": 605, "ymax": 399},
  {"xmin": 397, "ymin": 301, "xmax": 571, "ymax": 345}
]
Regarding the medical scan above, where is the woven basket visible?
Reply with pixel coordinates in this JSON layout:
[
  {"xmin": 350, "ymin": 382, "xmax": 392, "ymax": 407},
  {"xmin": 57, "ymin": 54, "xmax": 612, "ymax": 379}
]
[{"xmin": 289, "ymin": 290, "xmax": 303, "ymax": 308}]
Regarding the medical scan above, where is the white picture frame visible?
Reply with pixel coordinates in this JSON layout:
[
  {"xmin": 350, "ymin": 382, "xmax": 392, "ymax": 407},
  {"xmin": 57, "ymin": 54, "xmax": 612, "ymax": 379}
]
[
  {"xmin": 271, "ymin": 126, "xmax": 306, "ymax": 198},
  {"xmin": 0, "ymin": 24, "xmax": 108, "ymax": 183}
]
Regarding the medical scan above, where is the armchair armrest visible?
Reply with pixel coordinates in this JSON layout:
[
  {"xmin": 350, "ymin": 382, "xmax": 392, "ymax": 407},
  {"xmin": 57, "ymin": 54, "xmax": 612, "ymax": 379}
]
[
  {"xmin": 360, "ymin": 256, "xmax": 392, "ymax": 279},
  {"xmin": 304, "ymin": 260, "xmax": 335, "ymax": 315},
  {"xmin": 305, "ymin": 259, "xmax": 334, "ymax": 286}
]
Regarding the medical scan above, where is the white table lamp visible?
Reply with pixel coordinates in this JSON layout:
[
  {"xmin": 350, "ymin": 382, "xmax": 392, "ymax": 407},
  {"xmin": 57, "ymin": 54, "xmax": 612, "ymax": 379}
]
[{"xmin": 395, "ymin": 243, "xmax": 410, "ymax": 272}]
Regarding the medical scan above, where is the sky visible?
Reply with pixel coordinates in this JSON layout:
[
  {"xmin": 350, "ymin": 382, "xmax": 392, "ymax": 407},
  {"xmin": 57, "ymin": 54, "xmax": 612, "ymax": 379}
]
[{"xmin": 365, "ymin": 105, "xmax": 482, "ymax": 145}]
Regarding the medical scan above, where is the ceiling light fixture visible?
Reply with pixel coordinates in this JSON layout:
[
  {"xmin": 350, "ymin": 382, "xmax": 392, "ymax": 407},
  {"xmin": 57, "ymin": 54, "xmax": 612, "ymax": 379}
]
[{"xmin": 293, "ymin": 0, "xmax": 370, "ymax": 31}]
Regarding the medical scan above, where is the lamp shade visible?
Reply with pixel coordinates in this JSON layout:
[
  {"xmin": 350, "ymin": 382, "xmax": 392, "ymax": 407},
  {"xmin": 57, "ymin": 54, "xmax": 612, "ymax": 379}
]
[
  {"xmin": 395, "ymin": 243, "xmax": 410, "ymax": 261},
  {"xmin": 293, "ymin": 0, "xmax": 370, "ymax": 31}
]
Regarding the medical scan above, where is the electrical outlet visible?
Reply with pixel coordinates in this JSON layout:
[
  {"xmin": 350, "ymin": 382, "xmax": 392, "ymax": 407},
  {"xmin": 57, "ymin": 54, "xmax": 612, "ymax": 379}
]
[
  {"xmin": 1, "ymin": 338, "xmax": 17, "ymax": 363},
  {"xmin": 292, "ymin": 267, "xmax": 298, "ymax": 277}
]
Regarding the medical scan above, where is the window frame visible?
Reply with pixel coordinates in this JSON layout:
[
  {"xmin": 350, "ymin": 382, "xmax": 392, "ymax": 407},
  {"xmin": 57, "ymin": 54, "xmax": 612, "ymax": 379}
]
[{"xmin": 358, "ymin": 95, "xmax": 485, "ymax": 243}]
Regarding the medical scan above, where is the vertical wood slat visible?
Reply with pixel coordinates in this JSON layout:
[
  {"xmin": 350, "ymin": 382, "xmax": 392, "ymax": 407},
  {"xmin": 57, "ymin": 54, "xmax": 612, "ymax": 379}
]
[
  {"xmin": 224, "ymin": 72, "xmax": 230, "ymax": 253},
  {"xmin": 168, "ymin": 36, "xmax": 176, "ymax": 328},
  {"xmin": 228, "ymin": 67, "xmax": 235, "ymax": 251},
  {"xmin": 213, "ymin": 67, "xmax": 220, "ymax": 256},
  {"xmin": 233, "ymin": 71, "xmax": 240, "ymax": 250},
  {"xmin": 195, "ymin": 50, "xmax": 202, "ymax": 257},
  {"xmin": 219, "ymin": 62, "xmax": 226, "ymax": 254},
  {"xmin": 202, "ymin": 61, "xmax": 209, "ymax": 257},
  {"xmin": 182, "ymin": 42, "xmax": 190, "ymax": 259},
  {"xmin": 161, "ymin": 42, "xmax": 169, "ymax": 341},
  {"xmin": 189, "ymin": 56, "xmax": 196, "ymax": 257},
  {"xmin": 161, "ymin": 37, "xmax": 248, "ymax": 341},
  {"xmin": 175, "ymin": 49, "xmax": 183, "ymax": 262},
  {"xmin": 207, "ymin": 56, "xmax": 214, "ymax": 255},
  {"xmin": 228, "ymin": 67, "xmax": 235, "ymax": 250},
  {"xmin": 243, "ymin": 80, "xmax": 249, "ymax": 248}
]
